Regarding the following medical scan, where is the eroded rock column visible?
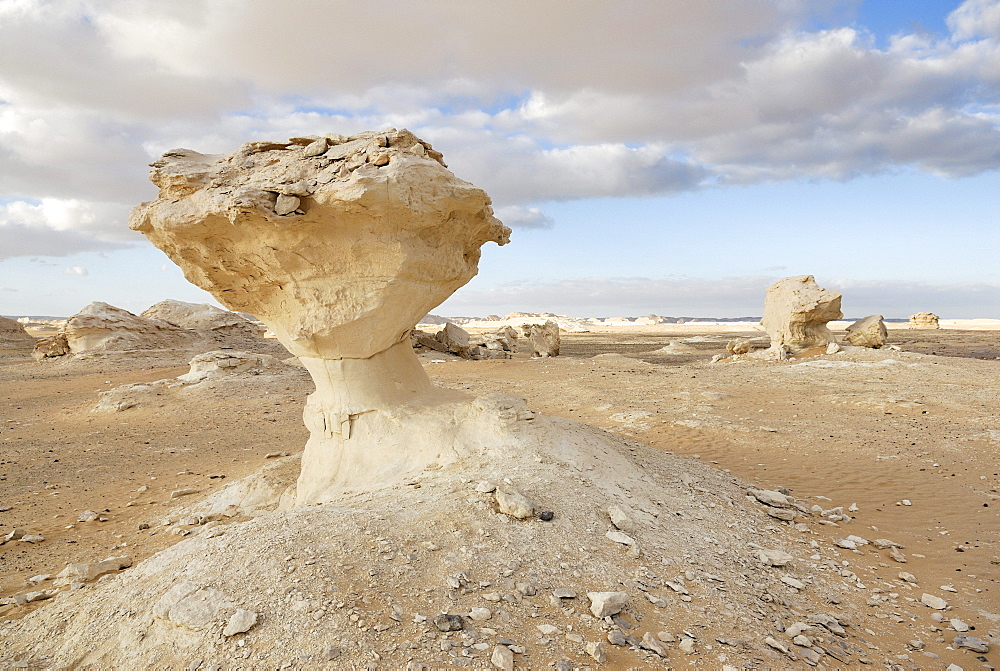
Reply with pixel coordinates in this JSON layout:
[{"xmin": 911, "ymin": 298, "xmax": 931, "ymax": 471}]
[{"xmin": 130, "ymin": 129, "xmax": 510, "ymax": 503}]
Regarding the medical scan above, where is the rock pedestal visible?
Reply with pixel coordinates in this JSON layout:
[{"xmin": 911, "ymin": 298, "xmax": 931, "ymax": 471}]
[
  {"xmin": 909, "ymin": 312, "xmax": 940, "ymax": 329},
  {"xmin": 130, "ymin": 129, "xmax": 510, "ymax": 505},
  {"xmin": 761, "ymin": 276, "xmax": 843, "ymax": 353}
]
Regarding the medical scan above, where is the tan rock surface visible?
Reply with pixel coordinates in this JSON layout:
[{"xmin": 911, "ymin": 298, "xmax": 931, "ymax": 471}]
[
  {"xmin": 761, "ymin": 275, "xmax": 843, "ymax": 352},
  {"xmin": 130, "ymin": 129, "xmax": 510, "ymax": 504},
  {"xmin": 844, "ymin": 314, "xmax": 888, "ymax": 348}
]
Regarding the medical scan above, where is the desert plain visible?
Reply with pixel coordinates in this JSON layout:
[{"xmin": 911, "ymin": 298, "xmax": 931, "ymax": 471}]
[{"xmin": 1, "ymin": 316, "xmax": 998, "ymax": 669}]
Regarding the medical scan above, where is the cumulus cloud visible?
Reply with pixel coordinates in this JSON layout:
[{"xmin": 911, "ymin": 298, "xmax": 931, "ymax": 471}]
[
  {"xmin": 0, "ymin": 0, "xmax": 999, "ymax": 260},
  {"xmin": 494, "ymin": 206, "xmax": 554, "ymax": 230},
  {"xmin": 0, "ymin": 199, "xmax": 137, "ymax": 259},
  {"xmin": 63, "ymin": 265, "xmax": 88, "ymax": 276}
]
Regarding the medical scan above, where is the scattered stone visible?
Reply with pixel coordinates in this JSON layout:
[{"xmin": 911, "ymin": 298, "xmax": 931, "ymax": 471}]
[
  {"xmin": 516, "ymin": 582, "xmax": 537, "ymax": 597},
  {"xmin": 758, "ymin": 548, "xmax": 794, "ymax": 566},
  {"xmin": 764, "ymin": 636, "xmax": 792, "ymax": 655},
  {"xmin": 1, "ymin": 529, "xmax": 26, "ymax": 544},
  {"xmin": 27, "ymin": 575, "xmax": 51, "ymax": 585},
  {"xmin": 607, "ymin": 629, "xmax": 627, "ymax": 646},
  {"xmin": 153, "ymin": 581, "xmax": 236, "ymax": 630},
  {"xmin": 468, "ymin": 607, "xmax": 492, "ymax": 622},
  {"xmin": 826, "ymin": 342, "xmax": 841, "ymax": 354},
  {"xmin": 890, "ymin": 548, "xmax": 907, "ymax": 563},
  {"xmin": 552, "ymin": 589, "xmax": 576, "ymax": 599},
  {"xmin": 55, "ymin": 556, "xmax": 131, "ymax": 583},
  {"xmin": 495, "ymin": 487, "xmax": 535, "ymax": 519},
  {"xmin": 78, "ymin": 510, "xmax": 99, "ymax": 522},
  {"xmin": 222, "ymin": 609, "xmax": 258, "ymax": 636},
  {"xmin": 764, "ymin": 506, "xmax": 797, "ymax": 521},
  {"xmin": 536, "ymin": 624, "xmax": 559, "ymax": 636},
  {"xmin": 170, "ymin": 488, "xmax": 200, "ymax": 499},
  {"xmin": 606, "ymin": 530, "xmax": 636, "ymax": 546},
  {"xmin": 749, "ymin": 488, "xmax": 794, "ymax": 507},
  {"xmin": 18, "ymin": 534, "xmax": 44, "ymax": 543},
  {"xmin": 537, "ymin": 510, "xmax": 554, "ymax": 522},
  {"xmin": 835, "ymin": 538, "xmax": 858, "ymax": 550},
  {"xmin": 475, "ymin": 481, "xmax": 497, "ymax": 493},
  {"xmin": 898, "ymin": 572, "xmax": 917, "ymax": 583},
  {"xmin": 433, "ymin": 614, "xmax": 464, "ymax": 632},
  {"xmin": 521, "ymin": 321, "xmax": 560, "ymax": 357},
  {"xmin": 264, "ymin": 451, "xmax": 289, "ymax": 459},
  {"xmin": 641, "ymin": 632, "xmax": 669, "ymax": 657},
  {"xmin": 323, "ymin": 646, "xmax": 342, "ymax": 661},
  {"xmin": 920, "ymin": 593, "xmax": 948, "ymax": 610},
  {"xmin": 588, "ymin": 591, "xmax": 628, "ymax": 618},
  {"xmin": 726, "ymin": 339, "xmax": 752, "ymax": 355},
  {"xmin": 781, "ymin": 575, "xmax": 806, "ymax": 590},
  {"xmin": 608, "ymin": 505, "xmax": 635, "ymax": 532},
  {"xmin": 786, "ymin": 623, "xmax": 813, "ymax": 637},
  {"xmin": 491, "ymin": 644, "xmax": 514, "ymax": 671},
  {"xmin": 949, "ymin": 618, "xmax": 969, "ymax": 632},
  {"xmin": 953, "ymin": 633, "xmax": 989, "ymax": 653},
  {"xmin": 585, "ymin": 641, "xmax": 608, "ymax": 663}
]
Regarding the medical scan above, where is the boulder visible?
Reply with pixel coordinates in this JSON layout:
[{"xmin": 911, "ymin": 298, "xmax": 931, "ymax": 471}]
[
  {"xmin": 61, "ymin": 302, "xmax": 201, "ymax": 353},
  {"xmin": 843, "ymin": 315, "xmax": 887, "ymax": 348},
  {"xmin": 141, "ymin": 300, "xmax": 261, "ymax": 338},
  {"xmin": 908, "ymin": 312, "xmax": 940, "ymax": 329},
  {"xmin": 32, "ymin": 334, "xmax": 70, "ymax": 360},
  {"xmin": 761, "ymin": 276, "xmax": 843, "ymax": 352},
  {"xmin": 522, "ymin": 320, "xmax": 560, "ymax": 357},
  {"xmin": 0, "ymin": 316, "xmax": 35, "ymax": 351},
  {"xmin": 130, "ymin": 129, "xmax": 510, "ymax": 505}
]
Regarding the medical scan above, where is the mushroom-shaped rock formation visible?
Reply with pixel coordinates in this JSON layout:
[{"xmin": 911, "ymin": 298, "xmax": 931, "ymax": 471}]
[
  {"xmin": 761, "ymin": 275, "xmax": 843, "ymax": 353},
  {"xmin": 130, "ymin": 129, "xmax": 511, "ymax": 504}
]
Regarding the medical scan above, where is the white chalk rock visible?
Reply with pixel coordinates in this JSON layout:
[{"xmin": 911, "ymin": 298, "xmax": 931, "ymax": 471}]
[
  {"xmin": 522, "ymin": 320, "xmax": 560, "ymax": 357},
  {"xmin": 495, "ymin": 486, "xmax": 535, "ymax": 519},
  {"xmin": 761, "ymin": 275, "xmax": 842, "ymax": 352},
  {"xmin": 588, "ymin": 591, "xmax": 628, "ymax": 618},
  {"xmin": 62, "ymin": 302, "xmax": 201, "ymax": 353},
  {"xmin": 844, "ymin": 315, "xmax": 887, "ymax": 348},
  {"xmin": 909, "ymin": 312, "xmax": 940, "ymax": 328}
]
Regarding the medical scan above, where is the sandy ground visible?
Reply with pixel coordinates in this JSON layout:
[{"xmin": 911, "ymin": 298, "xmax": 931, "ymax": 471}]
[{"xmin": 1, "ymin": 324, "xmax": 998, "ymax": 668}]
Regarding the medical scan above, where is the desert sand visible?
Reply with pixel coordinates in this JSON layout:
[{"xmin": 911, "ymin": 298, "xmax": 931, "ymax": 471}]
[{"xmin": 1, "ymin": 321, "xmax": 998, "ymax": 669}]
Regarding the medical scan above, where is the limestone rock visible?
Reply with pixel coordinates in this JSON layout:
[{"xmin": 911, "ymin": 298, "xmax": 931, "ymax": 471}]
[
  {"xmin": 726, "ymin": 338, "xmax": 752, "ymax": 355},
  {"xmin": 608, "ymin": 505, "xmax": 635, "ymax": 532},
  {"xmin": 0, "ymin": 316, "xmax": 35, "ymax": 351},
  {"xmin": 495, "ymin": 486, "xmax": 535, "ymax": 519},
  {"xmin": 843, "ymin": 315, "xmax": 887, "ymax": 348},
  {"xmin": 920, "ymin": 593, "xmax": 948, "ymax": 610},
  {"xmin": 55, "ymin": 556, "xmax": 131, "ymax": 584},
  {"xmin": 433, "ymin": 322, "xmax": 472, "ymax": 358},
  {"xmin": 522, "ymin": 320, "xmax": 560, "ymax": 357},
  {"xmin": 141, "ymin": 300, "xmax": 261, "ymax": 338},
  {"xmin": 761, "ymin": 276, "xmax": 843, "ymax": 352},
  {"xmin": 491, "ymin": 644, "xmax": 514, "ymax": 670},
  {"xmin": 222, "ymin": 608, "xmax": 258, "ymax": 636},
  {"xmin": 909, "ymin": 312, "xmax": 940, "ymax": 328},
  {"xmin": 61, "ymin": 302, "xmax": 201, "ymax": 353},
  {"xmin": 177, "ymin": 350, "xmax": 282, "ymax": 383},
  {"xmin": 130, "ymin": 129, "xmax": 509, "ymax": 506},
  {"xmin": 588, "ymin": 591, "xmax": 628, "ymax": 618},
  {"xmin": 32, "ymin": 333, "xmax": 70, "ymax": 360},
  {"xmin": 153, "ymin": 581, "xmax": 236, "ymax": 630},
  {"xmin": 953, "ymin": 633, "xmax": 989, "ymax": 653}
]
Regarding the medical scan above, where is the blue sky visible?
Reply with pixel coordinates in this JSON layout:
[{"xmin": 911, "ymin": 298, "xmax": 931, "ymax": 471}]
[{"xmin": 1, "ymin": 0, "xmax": 998, "ymax": 318}]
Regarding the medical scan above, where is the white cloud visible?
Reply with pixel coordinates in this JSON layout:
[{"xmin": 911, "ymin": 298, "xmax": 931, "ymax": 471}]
[
  {"xmin": 0, "ymin": 199, "xmax": 138, "ymax": 259},
  {"xmin": 63, "ymin": 265, "xmax": 88, "ymax": 276},
  {"xmin": 494, "ymin": 206, "xmax": 554, "ymax": 230},
  {"xmin": 0, "ymin": 0, "xmax": 998, "ymax": 262}
]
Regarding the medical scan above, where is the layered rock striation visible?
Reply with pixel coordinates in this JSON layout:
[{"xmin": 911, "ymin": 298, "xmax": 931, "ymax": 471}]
[{"xmin": 130, "ymin": 129, "xmax": 510, "ymax": 504}]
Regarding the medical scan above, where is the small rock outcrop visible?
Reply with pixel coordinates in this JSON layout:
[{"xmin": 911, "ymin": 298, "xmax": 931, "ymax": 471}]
[
  {"xmin": 843, "ymin": 315, "xmax": 888, "ymax": 348},
  {"xmin": 0, "ymin": 316, "xmax": 35, "ymax": 351},
  {"xmin": 761, "ymin": 276, "xmax": 843, "ymax": 353},
  {"xmin": 141, "ymin": 300, "xmax": 261, "ymax": 338},
  {"xmin": 61, "ymin": 302, "xmax": 201, "ymax": 354},
  {"xmin": 909, "ymin": 312, "xmax": 940, "ymax": 328},
  {"xmin": 130, "ymin": 129, "xmax": 510, "ymax": 504},
  {"xmin": 522, "ymin": 320, "xmax": 560, "ymax": 357}
]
